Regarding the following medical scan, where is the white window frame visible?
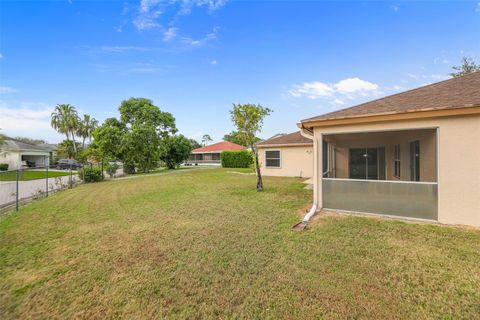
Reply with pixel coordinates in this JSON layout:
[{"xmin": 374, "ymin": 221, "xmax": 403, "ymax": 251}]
[{"xmin": 265, "ymin": 150, "xmax": 281, "ymax": 168}]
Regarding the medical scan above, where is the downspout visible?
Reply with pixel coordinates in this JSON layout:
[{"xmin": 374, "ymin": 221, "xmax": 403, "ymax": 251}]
[{"xmin": 293, "ymin": 125, "xmax": 318, "ymax": 231}]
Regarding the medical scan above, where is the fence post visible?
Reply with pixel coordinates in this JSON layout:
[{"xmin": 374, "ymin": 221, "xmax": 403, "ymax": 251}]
[
  {"xmin": 45, "ymin": 156, "xmax": 49, "ymax": 197},
  {"xmin": 16, "ymin": 169, "xmax": 19, "ymax": 211}
]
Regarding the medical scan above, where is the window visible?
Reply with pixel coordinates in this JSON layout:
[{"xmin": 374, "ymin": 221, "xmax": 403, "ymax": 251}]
[
  {"xmin": 394, "ymin": 144, "xmax": 401, "ymax": 178},
  {"xmin": 265, "ymin": 150, "xmax": 281, "ymax": 168},
  {"xmin": 349, "ymin": 147, "xmax": 386, "ymax": 180}
]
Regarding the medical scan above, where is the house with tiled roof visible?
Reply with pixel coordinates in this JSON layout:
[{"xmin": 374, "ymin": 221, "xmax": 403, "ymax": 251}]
[
  {"xmin": 187, "ymin": 141, "xmax": 245, "ymax": 165},
  {"xmin": 256, "ymin": 131, "xmax": 313, "ymax": 178},
  {"xmin": 297, "ymin": 71, "xmax": 480, "ymax": 227}
]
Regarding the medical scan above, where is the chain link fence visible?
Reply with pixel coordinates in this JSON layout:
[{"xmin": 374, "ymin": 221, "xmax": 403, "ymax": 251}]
[{"xmin": 0, "ymin": 163, "xmax": 80, "ymax": 212}]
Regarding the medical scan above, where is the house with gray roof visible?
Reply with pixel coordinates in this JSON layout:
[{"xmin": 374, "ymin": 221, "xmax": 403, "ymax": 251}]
[{"xmin": 0, "ymin": 139, "xmax": 53, "ymax": 170}]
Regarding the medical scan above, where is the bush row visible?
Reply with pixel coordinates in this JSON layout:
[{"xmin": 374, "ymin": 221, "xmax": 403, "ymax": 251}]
[
  {"xmin": 221, "ymin": 150, "xmax": 253, "ymax": 168},
  {"xmin": 0, "ymin": 163, "xmax": 8, "ymax": 171}
]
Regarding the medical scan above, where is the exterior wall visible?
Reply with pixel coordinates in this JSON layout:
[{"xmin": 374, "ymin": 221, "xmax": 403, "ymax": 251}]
[
  {"xmin": 0, "ymin": 151, "xmax": 21, "ymax": 170},
  {"xmin": 326, "ymin": 129, "xmax": 437, "ymax": 182},
  {"xmin": 312, "ymin": 114, "xmax": 480, "ymax": 226},
  {"xmin": 0, "ymin": 151, "xmax": 51, "ymax": 170},
  {"xmin": 258, "ymin": 145, "xmax": 313, "ymax": 178}
]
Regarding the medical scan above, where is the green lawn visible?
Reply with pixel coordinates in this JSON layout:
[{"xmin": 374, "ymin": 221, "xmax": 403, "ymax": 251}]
[
  {"xmin": 0, "ymin": 170, "xmax": 70, "ymax": 181},
  {"xmin": 0, "ymin": 168, "xmax": 479, "ymax": 319}
]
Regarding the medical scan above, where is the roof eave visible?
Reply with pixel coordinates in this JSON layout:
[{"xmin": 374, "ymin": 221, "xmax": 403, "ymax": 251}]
[{"xmin": 256, "ymin": 143, "xmax": 313, "ymax": 148}]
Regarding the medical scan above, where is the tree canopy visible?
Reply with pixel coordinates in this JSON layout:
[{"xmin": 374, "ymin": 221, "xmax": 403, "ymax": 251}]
[
  {"xmin": 189, "ymin": 139, "xmax": 202, "ymax": 150},
  {"xmin": 160, "ymin": 135, "xmax": 193, "ymax": 169},
  {"xmin": 450, "ymin": 57, "xmax": 480, "ymax": 78},
  {"xmin": 92, "ymin": 98, "xmax": 178, "ymax": 173},
  {"xmin": 51, "ymin": 104, "xmax": 97, "ymax": 156},
  {"xmin": 223, "ymin": 131, "xmax": 260, "ymax": 147},
  {"xmin": 230, "ymin": 103, "xmax": 272, "ymax": 191}
]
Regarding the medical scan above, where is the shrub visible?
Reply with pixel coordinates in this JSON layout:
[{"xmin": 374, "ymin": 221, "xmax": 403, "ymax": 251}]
[
  {"xmin": 0, "ymin": 163, "xmax": 8, "ymax": 171},
  {"xmin": 124, "ymin": 163, "xmax": 136, "ymax": 174},
  {"xmin": 105, "ymin": 163, "xmax": 119, "ymax": 178},
  {"xmin": 78, "ymin": 167, "xmax": 104, "ymax": 183},
  {"xmin": 160, "ymin": 135, "xmax": 192, "ymax": 169},
  {"xmin": 221, "ymin": 151, "xmax": 253, "ymax": 168}
]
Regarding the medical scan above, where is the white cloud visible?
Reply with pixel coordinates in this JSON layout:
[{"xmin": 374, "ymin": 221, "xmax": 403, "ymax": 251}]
[
  {"xmin": 0, "ymin": 87, "xmax": 16, "ymax": 94},
  {"xmin": 0, "ymin": 53, "xmax": 3, "ymax": 59},
  {"xmin": 99, "ymin": 46, "xmax": 150, "ymax": 53},
  {"xmin": 163, "ymin": 27, "xmax": 178, "ymax": 41},
  {"xmin": 181, "ymin": 27, "xmax": 218, "ymax": 46},
  {"xmin": 476, "ymin": 2, "xmax": 480, "ymax": 13},
  {"xmin": 210, "ymin": 59, "xmax": 217, "ymax": 65},
  {"xmin": 408, "ymin": 73, "xmax": 449, "ymax": 82},
  {"xmin": 133, "ymin": 0, "xmax": 226, "ymax": 47},
  {"xmin": 0, "ymin": 101, "xmax": 62, "ymax": 142},
  {"xmin": 133, "ymin": 13, "xmax": 161, "ymax": 30},
  {"xmin": 134, "ymin": 0, "xmax": 226, "ymax": 31},
  {"xmin": 289, "ymin": 81, "xmax": 334, "ymax": 99},
  {"xmin": 333, "ymin": 78, "xmax": 379, "ymax": 95},
  {"xmin": 289, "ymin": 77, "xmax": 380, "ymax": 102}
]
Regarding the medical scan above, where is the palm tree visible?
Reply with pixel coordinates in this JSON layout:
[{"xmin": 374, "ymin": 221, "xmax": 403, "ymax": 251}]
[
  {"xmin": 51, "ymin": 104, "xmax": 80, "ymax": 153},
  {"xmin": 77, "ymin": 114, "xmax": 99, "ymax": 149},
  {"xmin": 202, "ymin": 134, "xmax": 213, "ymax": 146}
]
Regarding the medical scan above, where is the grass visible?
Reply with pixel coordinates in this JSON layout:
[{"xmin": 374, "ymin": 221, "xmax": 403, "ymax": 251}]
[
  {"xmin": 0, "ymin": 168, "xmax": 479, "ymax": 319},
  {"xmin": 0, "ymin": 170, "xmax": 70, "ymax": 181},
  {"xmin": 127, "ymin": 166, "xmax": 196, "ymax": 177}
]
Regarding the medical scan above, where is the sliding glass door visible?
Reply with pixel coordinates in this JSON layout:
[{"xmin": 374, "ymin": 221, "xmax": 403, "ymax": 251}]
[{"xmin": 349, "ymin": 147, "xmax": 385, "ymax": 180}]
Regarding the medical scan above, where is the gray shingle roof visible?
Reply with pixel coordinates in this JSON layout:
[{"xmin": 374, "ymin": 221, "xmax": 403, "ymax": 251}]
[{"xmin": 1, "ymin": 140, "xmax": 52, "ymax": 152}]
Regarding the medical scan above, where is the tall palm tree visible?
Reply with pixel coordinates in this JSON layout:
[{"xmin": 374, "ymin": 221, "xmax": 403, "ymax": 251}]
[
  {"xmin": 77, "ymin": 114, "xmax": 99, "ymax": 149},
  {"xmin": 202, "ymin": 134, "xmax": 213, "ymax": 146},
  {"xmin": 51, "ymin": 104, "xmax": 80, "ymax": 153}
]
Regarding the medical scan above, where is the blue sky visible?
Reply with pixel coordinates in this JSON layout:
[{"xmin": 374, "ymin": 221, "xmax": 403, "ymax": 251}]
[{"xmin": 0, "ymin": 0, "xmax": 479, "ymax": 143}]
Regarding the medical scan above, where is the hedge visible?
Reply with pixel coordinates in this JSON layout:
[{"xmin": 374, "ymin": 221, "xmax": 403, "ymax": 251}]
[
  {"xmin": 0, "ymin": 163, "xmax": 8, "ymax": 171},
  {"xmin": 221, "ymin": 150, "xmax": 253, "ymax": 168}
]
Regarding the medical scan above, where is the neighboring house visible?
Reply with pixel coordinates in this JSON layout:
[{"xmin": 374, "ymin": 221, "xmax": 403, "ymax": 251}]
[
  {"xmin": 38, "ymin": 143, "xmax": 58, "ymax": 160},
  {"xmin": 187, "ymin": 141, "xmax": 245, "ymax": 165},
  {"xmin": 0, "ymin": 140, "xmax": 52, "ymax": 169},
  {"xmin": 256, "ymin": 131, "xmax": 313, "ymax": 178},
  {"xmin": 299, "ymin": 71, "xmax": 480, "ymax": 227}
]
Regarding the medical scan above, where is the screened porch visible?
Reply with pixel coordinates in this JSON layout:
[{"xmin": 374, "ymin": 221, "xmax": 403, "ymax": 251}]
[{"xmin": 321, "ymin": 128, "xmax": 438, "ymax": 220}]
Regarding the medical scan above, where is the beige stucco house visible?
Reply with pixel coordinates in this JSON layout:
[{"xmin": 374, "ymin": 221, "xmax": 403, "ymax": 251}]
[
  {"xmin": 0, "ymin": 140, "xmax": 53, "ymax": 170},
  {"xmin": 298, "ymin": 71, "xmax": 480, "ymax": 227},
  {"xmin": 256, "ymin": 131, "xmax": 313, "ymax": 178}
]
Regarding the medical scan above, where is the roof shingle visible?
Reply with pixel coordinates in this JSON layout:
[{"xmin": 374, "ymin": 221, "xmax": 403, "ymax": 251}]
[
  {"xmin": 1, "ymin": 140, "xmax": 52, "ymax": 152},
  {"xmin": 302, "ymin": 71, "xmax": 480, "ymax": 123},
  {"xmin": 256, "ymin": 131, "xmax": 312, "ymax": 147}
]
